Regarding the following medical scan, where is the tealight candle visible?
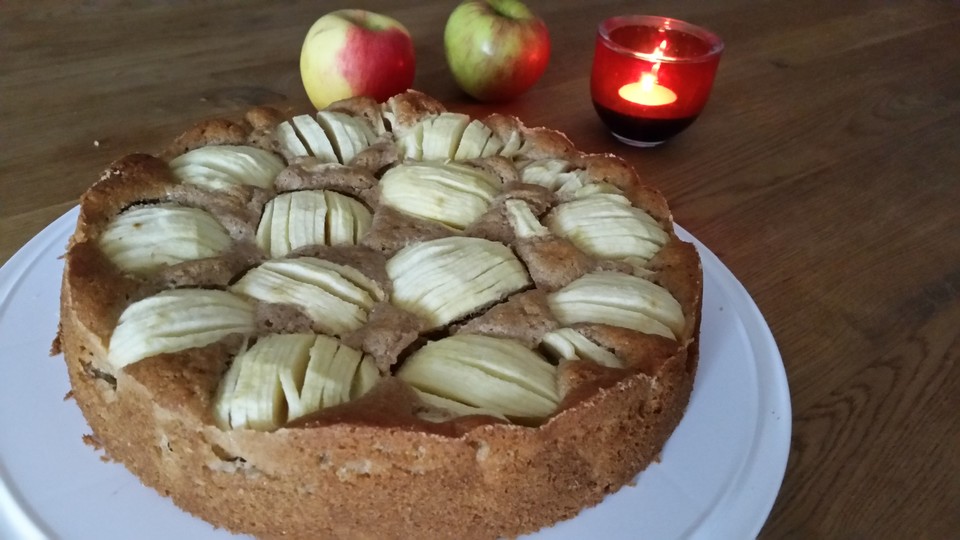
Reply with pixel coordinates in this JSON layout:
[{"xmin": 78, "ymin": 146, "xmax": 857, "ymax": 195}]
[
  {"xmin": 591, "ymin": 16, "xmax": 723, "ymax": 147},
  {"xmin": 619, "ymin": 76, "xmax": 677, "ymax": 107}
]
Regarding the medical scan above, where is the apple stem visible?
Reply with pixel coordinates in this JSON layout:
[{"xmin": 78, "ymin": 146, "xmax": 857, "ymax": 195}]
[{"xmin": 486, "ymin": 0, "xmax": 533, "ymax": 20}]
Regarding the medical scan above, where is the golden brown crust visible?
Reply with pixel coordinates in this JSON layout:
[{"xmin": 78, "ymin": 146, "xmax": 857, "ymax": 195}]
[
  {"xmin": 341, "ymin": 304, "xmax": 423, "ymax": 371},
  {"xmin": 362, "ymin": 205, "xmax": 457, "ymax": 255},
  {"xmin": 59, "ymin": 90, "xmax": 703, "ymax": 539},
  {"xmin": 453, "ymin": 290, "xmax": 559, "ymax": 348},
  {"xmin": 64, "ymin": 239, "xmax": 143, "ymax": 347},
  {"xmin": 348, "ymin": 139, "xmax": 400, "ymax": 173},
  {"xmin": 166, "ymin": 183, "xmax": 269, "ymax": 242},
  {"xmin": 649, "ymin": 238, "xmax": 704, "ymax": 342},
  {"xmin": 514, "ymin": 235, "xmax": 597, "ymax": 291},
  {"xmin": 578, "ymin": 153, "xmax": 673, "ymax": 225},
  {"xmin": 465, "ymin": 155, "xmax": 522, "ymax": 185},
  {"xmin": 577, "ymin": 323, "xmax": 684, "ymax": 376},
  {"xmin": 274, "ymin": 161, "xmax": 379, "ymax": 206},
  {"xmin": 383, "ymin": 90, "xmax": 445, "ymax": 130},
  {"xmin": 327, "ymin": 95, "xmax": 388, "ymax": 135},
  {"xmin": 244, "ymin": 106, "xmax": 286, "ymax": 131},
  {"xmin": 161, "ymin": 118, "xmax": 251, "ymax": 160},
  {"xmin": 75, "ymin": 154, "xmax": 177, "ymax": 242},
  {"xmin": 150, "ymin": 244, "xmax": 262, "ymax": 290}
]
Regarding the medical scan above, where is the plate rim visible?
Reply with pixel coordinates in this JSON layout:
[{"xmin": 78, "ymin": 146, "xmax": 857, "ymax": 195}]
[
  {"xmin": 0, "ymin": 208, "xmax": 791, "ymax": 539},
  {"xmin": 679, "ymin": 228, "xmax": 792, "ymax": 538}
]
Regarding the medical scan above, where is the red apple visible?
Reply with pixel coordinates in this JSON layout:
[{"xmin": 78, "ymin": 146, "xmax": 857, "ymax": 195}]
[
  {"xmin": 300, "ymin": 10, "xmax": 416, "ymax": 109},
  {"xmin": 444, "ymin": 0, "xmax": 550, "ymax": 102}
]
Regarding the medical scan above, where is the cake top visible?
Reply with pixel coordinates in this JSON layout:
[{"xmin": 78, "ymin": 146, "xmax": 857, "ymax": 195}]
[{"xmin": 65, "ymin": 90, "xmax": 702, "ymax": 437}]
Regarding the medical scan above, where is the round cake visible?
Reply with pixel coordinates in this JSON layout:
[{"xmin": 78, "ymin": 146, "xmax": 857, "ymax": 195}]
[{"xmin": 57, "ymin": 90, "xmax": 702, "ymax": 539}]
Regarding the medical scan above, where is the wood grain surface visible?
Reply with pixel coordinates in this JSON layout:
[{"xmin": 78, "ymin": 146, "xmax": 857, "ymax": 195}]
[{"xmin": 2, "ymin": 0, "xmax": 958, "ymax": 538}]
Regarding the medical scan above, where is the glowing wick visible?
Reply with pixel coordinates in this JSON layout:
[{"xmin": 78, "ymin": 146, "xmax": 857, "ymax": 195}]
[{"xmin": 618, "ymin": 38, "xmax": 678, "ymax": 107}]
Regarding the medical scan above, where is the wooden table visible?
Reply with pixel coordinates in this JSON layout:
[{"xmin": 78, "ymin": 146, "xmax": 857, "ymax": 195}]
[{"xmin": 2, "ymin": 1, "xmax": 958, "ymax": 537}]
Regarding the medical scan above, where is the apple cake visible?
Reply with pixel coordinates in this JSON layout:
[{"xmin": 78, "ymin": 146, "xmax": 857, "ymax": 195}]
[{"xmin": 56, "ymin": 90, "xmax": 702, "ymax": 539}]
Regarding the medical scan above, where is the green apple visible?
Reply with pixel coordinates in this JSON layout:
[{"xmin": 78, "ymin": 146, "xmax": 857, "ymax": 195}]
[
  {"xmin": 300, "ymin": 10, "xmax": 416, "ymax": 109},
  {"xmin": 444, "ymin": 0, "xmax": 550, "ymax": 102}
]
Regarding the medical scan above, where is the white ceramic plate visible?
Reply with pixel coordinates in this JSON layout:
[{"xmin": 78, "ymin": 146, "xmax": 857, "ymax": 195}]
[{"xmin": 0, "ymin": 208, "xmax": 790, "ymax": 540}]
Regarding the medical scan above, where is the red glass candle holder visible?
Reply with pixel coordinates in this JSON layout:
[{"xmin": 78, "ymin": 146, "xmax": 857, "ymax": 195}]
[{"xmin": 591, "ymin": 15, "xmax": 724, "ymax": 147}]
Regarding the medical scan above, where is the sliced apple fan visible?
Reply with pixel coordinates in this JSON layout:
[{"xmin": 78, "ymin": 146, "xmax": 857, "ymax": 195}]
[
  {"xmin": 276, "ymin": 112, "xmax": 377, "ymax": 163},
  {"xmin": 169, "ymin": 145, "xmax": 285, "ymax": 191},
  {"xmin": 214, "ymin": 333, "xmax": 379, "ymax": 431}
]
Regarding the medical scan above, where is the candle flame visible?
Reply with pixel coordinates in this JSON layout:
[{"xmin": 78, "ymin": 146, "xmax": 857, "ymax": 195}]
[
  {"xmin": 618, "ymin": 35, "xmax": 677, "ymax": 107},
  {"xmin": 640, "ymin": 72, "xmax": 656, "ymax": 92}
]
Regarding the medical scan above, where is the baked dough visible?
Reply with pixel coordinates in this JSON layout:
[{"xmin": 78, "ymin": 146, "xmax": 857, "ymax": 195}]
[{"xmin": 57, "ymin": 90, "xmax": 702, "ymax": 539}]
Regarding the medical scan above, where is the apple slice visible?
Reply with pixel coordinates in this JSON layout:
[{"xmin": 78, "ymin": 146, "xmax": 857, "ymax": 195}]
[
  {"xmin": 398, "ymin": 334, "xmax": 558, "ymax": 420},
  {"xmin": 504, "ymin": 199, "xmax": 548, "ymax": 238},
  {"xmin": 316, "ymin": 111, "xmax": 376, "ymax": 164},
  {"xmin": 275, "ymin": 122, "xmax": 310, "ymax": 158},
  {"xmin": 325, "ymin": 190, "xmax": 368, "ymax": 245},
  {"xmin": 214, "ymin": 333, "xmax": 380, "ymax": 430},
  {"xmin": 386, "ymin": 237, "xmax": 531, "ymax": 329},
  {"xmin": 305, "ymin": 258, "xmax": 386, "ymax": 304},
  {"xmin": 229, "ymin": 257, "xmax": 383, "ymax": 336},
  {"xmin": 379, "ymin": 162, "xmax": 501, "ymax": 230},
  {"xmin": 455, "ymin": 119, "xmax": 496, "ymax": 160},
  {"xmin": 288, "ymin": 114, "xmax": 338, "ymax": 162},
  {"xmin": 519, "ymin": 159, "xmax": 590, "ymax": 193},
  {"xmin": 256, "ymin": 190, "xmax": 371, "ymax": 258},
  {"xmin": 295, "ymin": 335, "xmax": 379, "ymax": 417},
  {"xmin": 569, "ymin": 182, "xmax": 626, "ymax": 199},
  {"xmin": 420, "ymin": 112, "xmax": 471, "ymax": 161},
  {"xmin": 480, "ymin": 129, "xmax": 506, "ymax": 157},
  {"xmin": 218, "ymin": 334, "xmax": 315, "ymax": 431},
  {"xmin": 540, "ymin": 328, "xmax": 622, "ymax": 368},
  {"xmin": 547, "ymin": 271, "xmax": 684, "ymax": 340},
  {"xmin": 544, "ymin": 185, "xmax": 669, "ymax": 265},
  {"xmin": 396, "ymin": 120, "xmax": 425, "ymax": 160},
  {"xmin": 413, "ymin": 389, "xmax": 507, "ymax": 421},
  {"xmin": 107, "ymin": 289, "xmax": 255, "ymax": 369},
  {"xmin": 519, "ymin": 158, "xmax": 565, "ymax": 189},
  {"xmin": 497, "ymin": 129, "xmax": 523, "ymax": 158},
  {"xmin": 99, "ymin": 203, "xmax": 232, "ymax": 274},
  {"xmin": 169, "ymin": 145, "xmax": 285, "ymax": 191}
]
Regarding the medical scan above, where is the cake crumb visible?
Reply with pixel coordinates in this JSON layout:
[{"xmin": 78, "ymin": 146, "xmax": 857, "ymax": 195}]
[
  {"xmin": 50, "ymin": 332, "xmax": 62, "ymax": 355},
  {"xmin": 82, "ymin": 433, "xmax": 103, "ymax": 450}
]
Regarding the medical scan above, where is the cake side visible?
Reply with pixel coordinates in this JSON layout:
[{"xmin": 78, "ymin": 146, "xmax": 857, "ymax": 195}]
[{"xmin": 62, "ymin": 291, "xmax": 696, "ymax": 539}]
